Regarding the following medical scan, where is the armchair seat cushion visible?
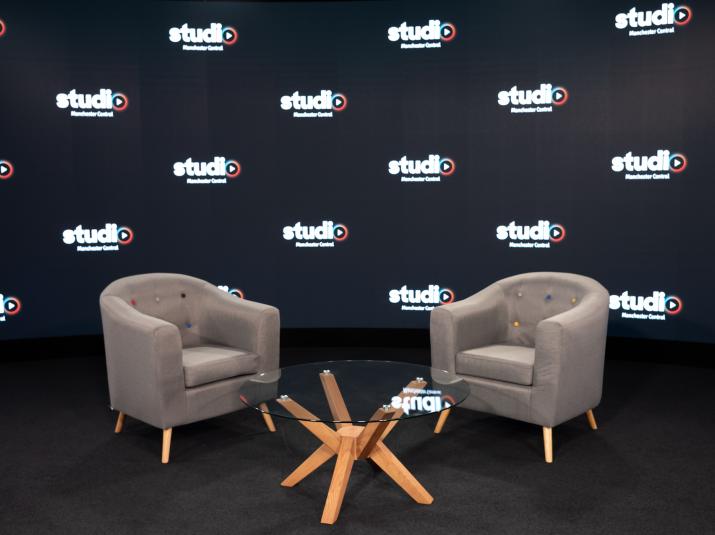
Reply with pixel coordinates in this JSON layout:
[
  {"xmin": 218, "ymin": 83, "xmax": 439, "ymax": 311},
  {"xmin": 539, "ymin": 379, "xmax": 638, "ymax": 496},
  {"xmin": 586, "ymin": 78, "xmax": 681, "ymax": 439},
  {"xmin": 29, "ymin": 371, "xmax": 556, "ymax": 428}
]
[
  {"xmin": 183, "ymin": 345, "xmax": 259, "ymax": 388},
  {"xmin": 456, "ymin": 344, "xmax": 535, "ymax": 386}
]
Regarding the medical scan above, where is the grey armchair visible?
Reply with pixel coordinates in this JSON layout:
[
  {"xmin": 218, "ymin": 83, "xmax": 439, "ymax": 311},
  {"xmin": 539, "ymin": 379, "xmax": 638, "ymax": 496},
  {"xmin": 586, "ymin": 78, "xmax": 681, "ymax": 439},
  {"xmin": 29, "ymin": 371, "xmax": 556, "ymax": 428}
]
[
  {"xmin": 430, "ymin": 272, "xmax": 609, "ymax": 462},
  {"xmin": 100, "ymin": 273, "xmax": 280, "ymax": 463}
]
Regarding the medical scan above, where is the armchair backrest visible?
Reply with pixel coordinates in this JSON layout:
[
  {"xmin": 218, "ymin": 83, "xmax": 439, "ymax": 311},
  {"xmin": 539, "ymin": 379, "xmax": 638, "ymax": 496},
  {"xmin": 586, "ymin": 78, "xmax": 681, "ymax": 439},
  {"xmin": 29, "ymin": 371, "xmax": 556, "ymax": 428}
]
[
  {"xmin": 101, "ymin": 273, "xmax": 210, "ymax": 348},
  {"xmin": 494, "ymin": 272, "xmax": 606, "ymax": 347}
]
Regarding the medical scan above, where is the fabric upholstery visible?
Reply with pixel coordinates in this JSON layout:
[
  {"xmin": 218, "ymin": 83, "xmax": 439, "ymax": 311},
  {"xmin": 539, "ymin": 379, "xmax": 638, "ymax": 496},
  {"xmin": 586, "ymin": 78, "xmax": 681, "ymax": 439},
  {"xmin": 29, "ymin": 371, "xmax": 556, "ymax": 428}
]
[
  {"xmin": 430, "ymin": 284, "xmax": 508, "ymax": 374},
  {"xmin": 431, "ymin": 272, "xmax": 608, "ymax": 428},
  {"xmin": 100, "ymin": 273, "xmax": 280, "ymax": 429},
  {"xmin": 458, "ymin": 375, "xmax": 533, "ymax": 423},
  {"xmin": 456, "ymin": 345, "xmax": 535, "ymax": 386},
  {"xmin": 182, "ymin": 346, "xmax": 258, "ymax": 388}
]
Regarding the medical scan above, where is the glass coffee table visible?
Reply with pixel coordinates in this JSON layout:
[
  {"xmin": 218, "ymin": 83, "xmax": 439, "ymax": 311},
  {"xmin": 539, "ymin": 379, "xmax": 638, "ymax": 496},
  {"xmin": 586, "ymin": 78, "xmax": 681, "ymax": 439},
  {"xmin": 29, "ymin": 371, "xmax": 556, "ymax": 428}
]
[{"xmin": 238, "ymin": 360, "xmax": 469, "ymax": 524}]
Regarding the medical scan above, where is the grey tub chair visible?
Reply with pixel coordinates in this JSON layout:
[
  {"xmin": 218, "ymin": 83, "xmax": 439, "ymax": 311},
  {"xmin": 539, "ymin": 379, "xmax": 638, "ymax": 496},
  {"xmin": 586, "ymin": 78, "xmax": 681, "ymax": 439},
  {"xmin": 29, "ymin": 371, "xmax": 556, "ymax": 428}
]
[
  {"xmin": 100, "ymin": 273, "xmax": 280, "ymax": 463},
  {"xmin": 430, "ymin": 272, "xmax": 609, "ymax": 462}
]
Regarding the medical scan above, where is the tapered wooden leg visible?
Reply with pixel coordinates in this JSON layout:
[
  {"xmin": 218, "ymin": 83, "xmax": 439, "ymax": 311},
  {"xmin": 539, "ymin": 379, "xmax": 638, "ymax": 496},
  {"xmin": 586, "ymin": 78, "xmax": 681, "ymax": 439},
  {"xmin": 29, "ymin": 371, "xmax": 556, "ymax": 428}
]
[
  {"xmin": 320, "ymin": 371, "xmax": 353, "ymax": 429},
  {"xmin": 586, "ymin": 409, "xmax": 598, "ymax": 430},
  {"xmin": 356, "ymin": 406, "xmax": 394, "ymax": 459},
  {"xmin": 434, "ymin": 408, "xmax": 451, "ymax": 434},
  {"xmin": 282, "ymin": 444, "xmax": 335, "ymax": 487},
  {"xmin": 114, "ymin": 412, "xmax": 125, "ymax": 434},
  {"xmin": 369, "ymin": 442, "xmax": 433, "ymax": 504},
  {"xmin": 162, "ymin": 428, "xmax": 172, "ymax": 464},
  {"xmin": 543, "ymin": 427, "xmax": 553, "ymax": 464},
  {"xmin": 321, "ymin": 427, "xmax": 361, "ymax": 525},
  {"xmin": 380, "ymin": 379, "xmax": 427, "ymax": 441},
  {"xmin": 259, "ymin": 403, "xmax": 276, "ymax": 432},
  {"xmin": 277, "ymin": 397, "xmax": 340, "ymax": 452},
  {"xmin": 280, "ymin": 376, "xmax": 436, "ymax": 524}
]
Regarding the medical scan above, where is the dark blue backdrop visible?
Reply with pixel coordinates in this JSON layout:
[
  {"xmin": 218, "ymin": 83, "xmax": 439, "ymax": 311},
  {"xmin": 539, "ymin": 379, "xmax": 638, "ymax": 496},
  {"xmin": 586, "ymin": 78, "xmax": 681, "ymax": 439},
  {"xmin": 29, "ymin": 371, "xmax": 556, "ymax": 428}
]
[{"xmin": 0, "ymin": 1, "xmax": 712, "ymax": 343}]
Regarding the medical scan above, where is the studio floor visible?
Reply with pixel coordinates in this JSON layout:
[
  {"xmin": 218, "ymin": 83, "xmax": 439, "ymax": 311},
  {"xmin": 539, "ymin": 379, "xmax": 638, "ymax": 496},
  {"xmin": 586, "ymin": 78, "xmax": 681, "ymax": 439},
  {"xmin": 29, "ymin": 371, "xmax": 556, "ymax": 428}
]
[{"xmin": 2, "ymin": 347, "xmax": 714, "ymax": 535}]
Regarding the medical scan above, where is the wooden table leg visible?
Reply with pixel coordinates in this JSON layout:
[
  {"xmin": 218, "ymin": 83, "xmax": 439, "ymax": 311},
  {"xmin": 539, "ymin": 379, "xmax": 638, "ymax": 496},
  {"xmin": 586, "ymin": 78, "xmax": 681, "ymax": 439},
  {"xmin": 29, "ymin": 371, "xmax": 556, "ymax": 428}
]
[
  {"xmin": 282, "ymin": 444, "xmax": 335, "ymax": 487},
  {"xmin": 278, "ymin": 375, "xmax": 438, "ymax": 524},
  {"xmin": 379, "ymin": 379, "xmax": 427, "ymax": 441},
  {"xmin": 320, "ymin": 371, "xmax": 352, "ymax": 429},
  {"xmin": 356, "ymin": 406, "xmax": 394, "ymax": 459},
  {"xmin": 277, "ymin": 397, "xmax": 340, "ymax": 452},
  {"xmin": 369, "ymin": 441, "xmax": 433, "ymax": 504},
  {"xmin": 321, "ymin": 426, "xmax": 362, "ymax": 524}
]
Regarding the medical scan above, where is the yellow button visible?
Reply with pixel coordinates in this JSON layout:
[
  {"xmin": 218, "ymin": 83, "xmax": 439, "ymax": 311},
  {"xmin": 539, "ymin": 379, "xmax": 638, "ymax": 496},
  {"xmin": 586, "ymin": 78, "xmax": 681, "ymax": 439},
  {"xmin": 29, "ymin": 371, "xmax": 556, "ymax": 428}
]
[
  {"xmin": 571, "ymin": 297, "xmax": 577, "ymax": 304},
  {"xmin": 513, "ymin": 321, "xmax": 520, "ymax": 327}
]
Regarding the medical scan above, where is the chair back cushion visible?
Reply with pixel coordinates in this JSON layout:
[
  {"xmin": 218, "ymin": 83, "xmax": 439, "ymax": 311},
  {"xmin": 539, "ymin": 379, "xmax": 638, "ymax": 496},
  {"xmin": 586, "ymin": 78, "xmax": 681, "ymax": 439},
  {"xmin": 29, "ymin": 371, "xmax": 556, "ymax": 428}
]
[
  {"xmin": 495, "ymin": 272, "xmax": 605, "ymax": 347},
  {"xmin": 101, "ymin": 273, "xmax": 209, "ymax": 347}
]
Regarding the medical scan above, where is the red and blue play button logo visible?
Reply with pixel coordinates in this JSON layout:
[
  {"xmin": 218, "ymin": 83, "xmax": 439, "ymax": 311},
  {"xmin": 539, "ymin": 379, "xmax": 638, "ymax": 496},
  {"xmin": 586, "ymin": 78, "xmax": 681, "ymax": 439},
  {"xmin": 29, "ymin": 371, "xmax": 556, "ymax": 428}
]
[
  {"xmin": 669, "ymin": 153, "xmax": 687, "ymax": 173},
  {"xmin": 3, "ymin": 296, "xmax": 22, "ymax": 316},
  {"xmin": 549, "ymin": 224, "xmax": 566, "ymax": 242},
  {"xmin": 0, "ymin": 160, "xmax": 13, "ymax": 180},
  {"xmin": 664, "ymin": 295, "xmax": 682, "ymax": 315},
  {"xmin": 674, "ymin": 6, "xmax": 692, "ymax": 26},
  {"xmin": 333, "ymin": 223, "xmax": 349, "ymax": 241}
]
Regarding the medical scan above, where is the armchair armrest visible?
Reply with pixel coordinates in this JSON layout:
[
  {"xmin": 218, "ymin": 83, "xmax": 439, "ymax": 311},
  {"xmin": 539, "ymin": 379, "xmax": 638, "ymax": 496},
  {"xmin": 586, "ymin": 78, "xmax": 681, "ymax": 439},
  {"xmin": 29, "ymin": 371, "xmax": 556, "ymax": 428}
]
[
  {"xmin": 532, "ymin": 290, "xmax": 609, "ymax": 426},
  {"xmin": 199, "ymin": 285, "xmax": 280, "ymax": 373},
  {"xmin": 430, "ymin": 284, "xmax": 508, "ymax": 373},
  {"xmin": 100, "ymin": 295, "xmax": 186, "ymax": 429}
]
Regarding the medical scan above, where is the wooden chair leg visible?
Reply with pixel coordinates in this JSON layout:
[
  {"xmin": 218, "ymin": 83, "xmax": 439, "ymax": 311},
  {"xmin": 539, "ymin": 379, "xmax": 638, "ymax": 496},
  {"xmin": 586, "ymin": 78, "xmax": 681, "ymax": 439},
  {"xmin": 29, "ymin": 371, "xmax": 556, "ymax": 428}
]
[
  {"xmin": 114, "ymin": 411, "xmax": 126, "ymax": 434},
  {"xmin": 434, "ymin": 408, "xmax": 451, "ymax": 434},
  {"xmin": 259, "ymin": 403, "xmax": 276, "ymax": 432},
  {"xmin": 543, "ymin": 427, "xmax": 553, "ymax": 463},
  {"xmin": 161, "ymin": 428, "xmax": 172, "ymax": 464},
  {"xmin": 586, "ymin": 409, "xmax": 598, "ymax": 430}
]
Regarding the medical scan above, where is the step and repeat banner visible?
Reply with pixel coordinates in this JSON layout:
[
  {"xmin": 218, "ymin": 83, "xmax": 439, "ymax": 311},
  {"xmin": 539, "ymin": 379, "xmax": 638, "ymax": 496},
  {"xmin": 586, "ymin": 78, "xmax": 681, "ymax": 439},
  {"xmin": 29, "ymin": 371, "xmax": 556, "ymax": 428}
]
[{"xmin": 0, "ymin": 1, "xmax": 712, "ymax": 342}]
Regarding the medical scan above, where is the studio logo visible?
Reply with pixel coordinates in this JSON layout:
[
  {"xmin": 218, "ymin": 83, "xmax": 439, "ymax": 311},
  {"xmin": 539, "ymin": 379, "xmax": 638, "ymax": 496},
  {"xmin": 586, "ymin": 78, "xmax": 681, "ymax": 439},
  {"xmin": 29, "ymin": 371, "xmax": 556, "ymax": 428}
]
[
  {"xmin": 56, "ymin": 89, "xmax": 128, "ymax": 118},
  {"xmin": 217, "ymin": 285, "xmax": 245, "ymax": 299},
  {"xmin": 282, "ymin": 221, "xmax": 348, "ymax": 248},
  {"xmin": 0, "ymin": 293, "xmax": 22, "ymax": 323},
  {"xmin": 0, "ymin": 159, "xmax": 14, "ymax": 180},
  {"xmin": 392, "ymin": 387, "xmax": 454, "ymax": 415},
  {"xmin": 61, "ymin": 223, "xmax": 134, "ymax": 252},
  {"xmin": 388, "ymin": 285, "xmax": 455, "ymax": 311},
  {"xmin": 388, "ymin": 155, "xmax": 455, "ymax": 183},
  {"xmin": 610, "ymin": 291, "xmax": 682, "ymax": 320},
  {"xmin": 611, "ymin": 149, "xmax": 687, "ymax": 180},
  {"xmin": 496, "ymin": 220, "xmax": 565, "ymax": 249},
  {"xmin": 615, "ymin": 3, "xmax": 692, "ymax": 37},
  {"xmin": 0, "ymin": 18, "xmax": 6, "ymax": 38},
  {"xmin": 497, "ymin": 84, "xmax": 568, "ymax": 114},
  {"xmin": 387, "ymin": 20, "xmax": 456, "ymax": 49},
  {"xmin": 173, "ymin": 157, "xmax": 241, "ymax": 184},
  {"xmin": 169, "ymin": 23, "xmax": 237, "ymax": 51},
  {"xmin": 280, "ymin": 90, "xmax": 347, "ymax": 118}
]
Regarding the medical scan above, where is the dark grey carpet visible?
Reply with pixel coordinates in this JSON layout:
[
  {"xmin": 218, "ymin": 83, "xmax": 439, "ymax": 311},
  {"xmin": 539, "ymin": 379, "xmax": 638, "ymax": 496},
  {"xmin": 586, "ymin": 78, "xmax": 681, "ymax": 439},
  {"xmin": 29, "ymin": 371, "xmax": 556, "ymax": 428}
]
[{"xmin": 1, "ymin": 348, "xmax": 714, "ymax": 534}]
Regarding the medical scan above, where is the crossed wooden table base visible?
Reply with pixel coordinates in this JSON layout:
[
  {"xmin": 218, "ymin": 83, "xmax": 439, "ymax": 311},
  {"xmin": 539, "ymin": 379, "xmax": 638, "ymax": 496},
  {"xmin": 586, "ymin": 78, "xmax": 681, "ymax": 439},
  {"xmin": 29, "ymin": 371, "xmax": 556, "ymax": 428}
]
[{"xmin": 275, "ymin": 371, "xmax": 434, "ymax": 524}]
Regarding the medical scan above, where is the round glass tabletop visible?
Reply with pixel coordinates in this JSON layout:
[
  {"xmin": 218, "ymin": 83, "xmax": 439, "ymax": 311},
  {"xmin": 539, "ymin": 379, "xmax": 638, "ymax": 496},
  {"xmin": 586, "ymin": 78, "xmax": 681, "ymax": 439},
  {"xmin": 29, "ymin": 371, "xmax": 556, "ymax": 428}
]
[{"xmin": 238, "ymin": 360, "xmax": 469, "ymax": 424}]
